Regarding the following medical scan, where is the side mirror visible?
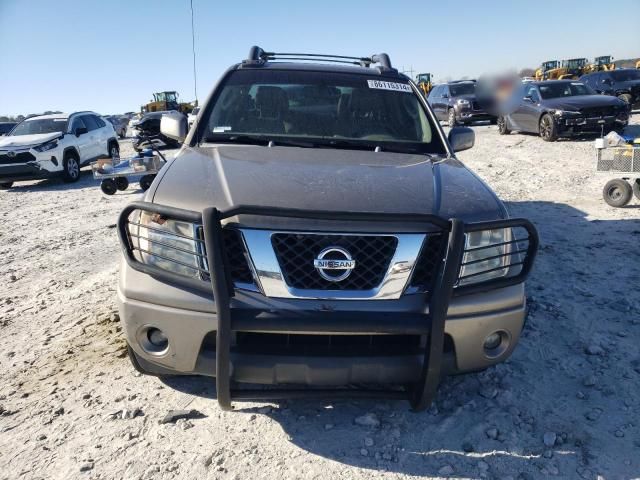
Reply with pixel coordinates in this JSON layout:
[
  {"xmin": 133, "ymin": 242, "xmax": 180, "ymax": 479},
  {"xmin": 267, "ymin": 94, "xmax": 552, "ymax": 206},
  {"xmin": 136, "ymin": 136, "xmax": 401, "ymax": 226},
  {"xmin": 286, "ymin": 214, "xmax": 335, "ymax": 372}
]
[
  {"xmin": 523, "ymin": 95, "xmax": 534, "ymax": 102},
  {"xmin": 160, "ymin": 112, "xmax": 187, "ymax": 143},
  {"xmin": 75, "ymin": 127, "xmax": 88, "ymax": 137},
  {"xmin": 448, "ymin": 126, "xmax": 474, "ymax": 153}
]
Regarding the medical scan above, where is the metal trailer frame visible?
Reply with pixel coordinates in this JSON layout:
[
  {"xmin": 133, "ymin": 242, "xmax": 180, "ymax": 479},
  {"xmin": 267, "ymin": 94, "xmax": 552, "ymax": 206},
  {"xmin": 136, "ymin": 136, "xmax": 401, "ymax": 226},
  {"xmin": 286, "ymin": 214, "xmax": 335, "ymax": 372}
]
[
  {"xmin": 595, "ymin": 145, "xmax": 640, "ymax": 206},
  {"xmin": 117, "ymin": 201, "xmax": 538, "ymax": 411}
]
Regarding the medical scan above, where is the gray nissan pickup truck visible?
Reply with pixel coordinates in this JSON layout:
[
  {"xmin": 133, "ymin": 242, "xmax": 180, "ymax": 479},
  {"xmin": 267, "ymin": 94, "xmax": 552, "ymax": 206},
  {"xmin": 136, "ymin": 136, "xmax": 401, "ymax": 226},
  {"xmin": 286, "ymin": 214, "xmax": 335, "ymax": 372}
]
[{"xmin": 116, "ymin": 47, "xmax": 538, "ymax": 411}]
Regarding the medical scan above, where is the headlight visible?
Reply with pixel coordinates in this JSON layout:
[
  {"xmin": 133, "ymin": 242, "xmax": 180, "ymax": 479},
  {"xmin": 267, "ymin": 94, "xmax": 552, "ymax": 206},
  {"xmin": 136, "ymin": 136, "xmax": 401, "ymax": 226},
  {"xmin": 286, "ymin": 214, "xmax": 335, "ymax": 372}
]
[
  {"xmin": 34, "ymin": 139, "xmax": 58, "ymax": 152},
  {"xmin": 457, "ymin": 99, "xmax": 470, "ymax": 106},
  {"xmin": 458, "ymin": 228, "xmax": 511, "ymax": 285},
  {"xmin": 553, "ymin": 109, "xmax": 579, "ymax": 117},
  {"xmin": 131, "ymin": 211, "xmax": 206, "ymax": 279}
]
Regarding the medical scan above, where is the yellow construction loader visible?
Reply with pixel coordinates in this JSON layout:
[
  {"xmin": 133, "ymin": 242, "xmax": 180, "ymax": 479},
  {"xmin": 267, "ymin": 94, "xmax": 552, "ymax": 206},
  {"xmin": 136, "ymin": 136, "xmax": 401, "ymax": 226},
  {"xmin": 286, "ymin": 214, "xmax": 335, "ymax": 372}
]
[
  {"xmin": 636, "ymin": 60, "xmax": 640, "ymax": 69},
  {"xmin": 556, "ymin": 58, "xmax": 589, "ymax": 79},
  {"xmin": 534, "ymin": 61, "xmax": 561, "ymax": 81},
  {"xmin": 415, "ymin": 73, "xmax": 433, "ymax": 96},
  {"xmin": 141, "ymin": 91, "xmax": 195, "ymax": 115},
  {"xmin": 584, "ymin": 56, "xmax": 616, "ymax": 73}
]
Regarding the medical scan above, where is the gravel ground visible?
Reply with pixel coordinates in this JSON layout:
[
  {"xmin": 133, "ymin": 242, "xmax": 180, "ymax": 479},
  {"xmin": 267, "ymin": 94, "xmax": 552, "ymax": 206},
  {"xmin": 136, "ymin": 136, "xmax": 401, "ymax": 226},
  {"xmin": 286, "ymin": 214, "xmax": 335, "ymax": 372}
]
[{"xmin": 1, "ymin": 118, "xmax": 639, "ymax": 480}]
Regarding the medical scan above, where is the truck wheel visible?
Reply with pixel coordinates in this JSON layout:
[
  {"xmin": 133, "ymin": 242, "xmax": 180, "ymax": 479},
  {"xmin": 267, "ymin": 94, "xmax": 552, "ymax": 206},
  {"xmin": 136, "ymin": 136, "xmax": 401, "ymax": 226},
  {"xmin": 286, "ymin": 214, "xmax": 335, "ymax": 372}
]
[
  {"xmin": 109, "ymin": 141, "xmax": 120, "ymax": 159},
  {"xmin": 603, "ymin": 179, "xmax": 632, "ymax": 207},
  {"xmin": 62, "ymin": 151, "xmax": 81, "ymax": 182},
  {"xmin": 100, "ymin": 178, "xmax": 117, "ymax": 195},
  {"xmin": 115, "ymin": 177, "xmax": 129, "ymax": 191},
  {"xmin": 497, "ymin": 116, "xmax": 510, "ymax": 135},
  {"xmin": 0, "ymin": 182, "xmax": 13, "ymax": 190},
  {"xmin": 140, "ymin": 174, "xmax": 155, "ymax": 191},
  {"xmin": 617, "ymin": 93, "xmax": 633, "ymax": 105},
  {"xmin": 448, "ymin": 109, "xmax": 457, "ymax": 127},
  {"xmin": 539, "ymin": 113, "xmax": 558, "ymax": 142},
  {"xmin": 633, "ymin": 179, "xmax": 640, "ymax": 201}
]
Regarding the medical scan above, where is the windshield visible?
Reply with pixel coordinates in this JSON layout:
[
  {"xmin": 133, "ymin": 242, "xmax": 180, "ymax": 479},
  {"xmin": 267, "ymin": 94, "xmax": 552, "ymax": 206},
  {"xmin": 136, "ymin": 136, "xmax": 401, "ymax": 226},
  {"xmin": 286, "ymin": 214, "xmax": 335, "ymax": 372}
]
[
  {"xmin": 609, "ymin": 70, "xmax": 640, "ymax": 82},
  {"xmin": 449, "ymin": 83, "xmax": 475, "ymax": 96},
  {"xmin": 10, "ymin": 118, "xmax": 67, "ymax": 136},
  {"xmin": 199, "ymin": 70, "xmax": 445, "ymax": 154},
  {"xmin": 538, "ymin": 82, "xmax": 595, "ymax": 99}
]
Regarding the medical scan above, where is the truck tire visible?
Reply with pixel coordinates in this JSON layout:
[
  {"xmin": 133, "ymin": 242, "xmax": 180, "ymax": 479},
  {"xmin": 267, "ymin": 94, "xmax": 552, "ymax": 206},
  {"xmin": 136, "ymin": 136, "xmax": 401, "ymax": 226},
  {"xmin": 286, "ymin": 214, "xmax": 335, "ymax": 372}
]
[
  {"xmin": 633, "ymin": 179, "xmax": 640, "ymax": 201},
  {"xmin": 109, "ymin": 141, "xmax": 120, "ymax": 159},
  {"xmin": 617, "ymin": 93, "xmax": 633, "ymax": 105},
  {"xmin": 539, "ymin": 113, "xmax": 558, "ymax": 142},
  {"xmin": 603, "ymin": 179, "xmax": 632, "ymax": 207},
  {"xmin": 497, "ymin": 116, "xmax": 510, "ymax": 135},
  {"xmin": 62, "ymin": 151, "xmax": 81, "ymax": 182},
  {"xmin": 448, "ymin": 108, "xmax": 457, "ymax": 127},
  {"xmin": 0, "ymin": 182, "xmax": 13, "ymax": 190}
]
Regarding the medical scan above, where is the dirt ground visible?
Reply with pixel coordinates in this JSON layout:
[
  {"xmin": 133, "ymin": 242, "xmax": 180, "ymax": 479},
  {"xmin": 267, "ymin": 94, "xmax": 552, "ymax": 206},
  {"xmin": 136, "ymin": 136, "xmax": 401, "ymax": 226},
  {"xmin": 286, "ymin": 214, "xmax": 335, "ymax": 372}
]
[{"xmin": 1, "ymin": 117, "xmax": 639, "ymax": 480}]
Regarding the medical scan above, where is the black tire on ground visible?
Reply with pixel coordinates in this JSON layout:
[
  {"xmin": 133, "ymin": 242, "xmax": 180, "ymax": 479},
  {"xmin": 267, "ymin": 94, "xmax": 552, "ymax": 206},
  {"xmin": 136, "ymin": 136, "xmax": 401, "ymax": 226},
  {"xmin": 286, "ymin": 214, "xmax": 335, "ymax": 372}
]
[
  {"xmin": 115, "ymin": 177, "xmax": 129, "ymax": 191},
  {"xmin": 0, "ymin": 182, "xmax": 13, "ymax": 190},
  {"xmin": 617, "ymin": 93, "xmax": 633, "ymax": 105},
  {"xmin": 140, "ymin": 175, "xmax": 155, "ymax": 191},
  {"xmin": 100, "ymin": 178, "xmax": 117, "ymax": 195},
  {"xmin": 539, "ymin": 113, "xmax": 558, "ymax": 142},
  {"xmin": 62, "ymin": 151, "xmax": 81, "ymax": 182},
  {"xmin": 118, "ymin": 131, "xmax": 126, "ymax": 139},
  {"xmin": 497, "ymin": 116, "xmax": 510, "ymax": 135},
  {"xmin": 602, "ymin": 179, "xmax": 632, "ymax": 207},
  {"xmin": 108, "ymin": 141, "xmax": 120, "ymax": 158},
  {"xmin": 633, "ymin": 179, "xmax": 640, "ymax": 201},
  {"xmin": 448, "ymin": 108, "xmax": 457, "ymax": 127}
]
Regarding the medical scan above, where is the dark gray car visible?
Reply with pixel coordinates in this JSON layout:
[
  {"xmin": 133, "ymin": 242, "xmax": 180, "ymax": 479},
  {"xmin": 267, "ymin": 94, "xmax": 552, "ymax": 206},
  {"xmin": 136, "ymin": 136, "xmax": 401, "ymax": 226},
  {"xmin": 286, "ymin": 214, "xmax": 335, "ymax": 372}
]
[
  {"xmin": 116, "ymin": 47, "xmax": 538, "ymax": 411},
  {"xmin": 580, "ymin": 69, "xmax": 640, "ymax": 106},
  {"xmin": 427, "ymin": 81, "xmax": 496, "ymax": 126},
  {"xmin": 498, "ymin": 80, "xmax": 629, "ymax": 141}
]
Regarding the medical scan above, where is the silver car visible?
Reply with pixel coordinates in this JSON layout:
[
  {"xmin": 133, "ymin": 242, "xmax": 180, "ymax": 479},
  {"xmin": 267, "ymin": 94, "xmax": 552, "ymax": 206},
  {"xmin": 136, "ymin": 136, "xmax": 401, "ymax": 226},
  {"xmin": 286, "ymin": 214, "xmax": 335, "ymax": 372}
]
[{"xmin": 116, "ymin": 47, "xmax": 538, "ymax": 411}]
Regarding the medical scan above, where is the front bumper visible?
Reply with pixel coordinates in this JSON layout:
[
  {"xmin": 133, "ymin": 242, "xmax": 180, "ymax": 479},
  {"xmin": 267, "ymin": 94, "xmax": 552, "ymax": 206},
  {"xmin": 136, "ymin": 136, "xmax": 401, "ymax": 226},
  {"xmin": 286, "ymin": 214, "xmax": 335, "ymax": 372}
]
[
  {"xmin": 118, "ymin": 269, "xmax": 526, "ymax": 381},
  {"xmin": 556, "ymin": 115, "xmax": 626, "ymax": 135},
  {"xmin": 0, "ymin": 162, "xmax": 59, "ymax": 182},
  {"xmin": 0, "ymin": 147, "xmax": 62, "ymax": 182},
  {"xmin": 454, "ymin": 105, "xmax": 496, "ymax": 123}
]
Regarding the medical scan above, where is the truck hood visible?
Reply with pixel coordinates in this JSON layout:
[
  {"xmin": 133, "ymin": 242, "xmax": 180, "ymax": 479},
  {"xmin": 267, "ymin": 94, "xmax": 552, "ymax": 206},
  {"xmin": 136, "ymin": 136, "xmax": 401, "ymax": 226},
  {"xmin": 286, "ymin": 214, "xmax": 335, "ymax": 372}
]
[
  {"xmin": 0, "ymin": 132, "xmax": 62, "ymax": 149},
  {"xmin": 540, "ymin": 94, "xmax": 624, "ymax": 111},
  {"xmin": 151, "ymin": 145, "xmax": 505, "ymax": 230}
]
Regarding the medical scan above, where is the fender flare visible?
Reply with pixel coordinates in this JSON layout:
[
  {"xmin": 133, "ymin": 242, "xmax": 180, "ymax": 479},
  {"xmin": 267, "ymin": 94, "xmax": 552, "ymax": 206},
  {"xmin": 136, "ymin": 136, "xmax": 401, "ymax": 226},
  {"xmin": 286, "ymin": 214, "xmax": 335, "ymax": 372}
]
[{"xmin": 62, "ymin": 146, "xmax": 80, "ymax": 160}]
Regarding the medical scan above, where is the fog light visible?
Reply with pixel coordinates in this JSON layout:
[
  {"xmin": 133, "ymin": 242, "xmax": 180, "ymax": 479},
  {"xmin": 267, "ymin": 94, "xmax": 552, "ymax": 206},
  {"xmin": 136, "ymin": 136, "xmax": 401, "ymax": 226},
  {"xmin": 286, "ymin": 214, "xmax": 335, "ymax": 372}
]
[
  {"xmin": 147, "ymin": 328, "xmax": 168, "ymax": 348},
  {"xmin": 483, "ymin": 332, "xmax": 502, "ymax": 351}
]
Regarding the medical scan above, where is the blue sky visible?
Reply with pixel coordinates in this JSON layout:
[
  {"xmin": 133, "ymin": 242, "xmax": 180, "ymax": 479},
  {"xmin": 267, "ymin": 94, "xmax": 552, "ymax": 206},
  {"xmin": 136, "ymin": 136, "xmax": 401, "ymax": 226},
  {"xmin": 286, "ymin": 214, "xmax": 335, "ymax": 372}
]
[{"xmin": 1, "ymin": 0, "xmax": 638, "ymax": 116}]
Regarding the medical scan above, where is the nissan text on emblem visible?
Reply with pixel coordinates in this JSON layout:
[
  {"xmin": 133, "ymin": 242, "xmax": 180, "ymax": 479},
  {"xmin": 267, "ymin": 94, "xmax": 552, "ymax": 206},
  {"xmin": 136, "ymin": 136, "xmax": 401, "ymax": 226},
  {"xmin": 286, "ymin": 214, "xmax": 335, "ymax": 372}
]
[{"xmin": 313, "ymin": 247, "xmax": 356, "ymax": 282}]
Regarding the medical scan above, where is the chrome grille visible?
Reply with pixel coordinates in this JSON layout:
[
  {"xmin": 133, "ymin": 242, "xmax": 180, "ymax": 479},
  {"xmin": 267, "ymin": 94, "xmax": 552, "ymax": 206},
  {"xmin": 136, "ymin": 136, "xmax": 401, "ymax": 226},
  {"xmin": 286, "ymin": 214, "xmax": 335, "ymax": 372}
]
[{"xmin": 271, "ymin": 233, "xmax": 397, "ymax": 290}]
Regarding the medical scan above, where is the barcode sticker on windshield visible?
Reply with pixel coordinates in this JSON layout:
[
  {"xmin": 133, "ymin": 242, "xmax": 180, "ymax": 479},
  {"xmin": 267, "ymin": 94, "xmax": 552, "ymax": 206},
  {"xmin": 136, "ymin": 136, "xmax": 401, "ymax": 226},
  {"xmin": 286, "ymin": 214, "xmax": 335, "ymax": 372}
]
[{"xmin": 367, "ymin": 80, "xmax": 412, "ymax": 93}]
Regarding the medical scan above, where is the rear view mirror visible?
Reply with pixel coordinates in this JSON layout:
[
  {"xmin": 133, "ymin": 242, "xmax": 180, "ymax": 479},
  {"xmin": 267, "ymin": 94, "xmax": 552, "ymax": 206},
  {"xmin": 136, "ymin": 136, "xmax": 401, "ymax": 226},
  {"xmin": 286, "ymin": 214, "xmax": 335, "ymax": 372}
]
[
  {"xmin": 442, "ymin": 93, "xmax": 449, "ymax": 99},
  {"xmin": 448, "ymin": 126, "xmax": 475, "ymax": 153},
  {"xmin": 75, "ymin": 127, "xmax": 88, "ymax": 137},
  {"xmin": 160, "ymin": 112, "xmax": 187, "ymax": 143}
]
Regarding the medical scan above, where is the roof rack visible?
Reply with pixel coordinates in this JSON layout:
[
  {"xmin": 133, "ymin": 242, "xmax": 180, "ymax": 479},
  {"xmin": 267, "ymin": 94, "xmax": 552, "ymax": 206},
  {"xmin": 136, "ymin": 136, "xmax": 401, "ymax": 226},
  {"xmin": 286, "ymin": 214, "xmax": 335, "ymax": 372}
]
[{"xmin": 244, "ymin": 46, "xmax": 396, "ymax": 73}]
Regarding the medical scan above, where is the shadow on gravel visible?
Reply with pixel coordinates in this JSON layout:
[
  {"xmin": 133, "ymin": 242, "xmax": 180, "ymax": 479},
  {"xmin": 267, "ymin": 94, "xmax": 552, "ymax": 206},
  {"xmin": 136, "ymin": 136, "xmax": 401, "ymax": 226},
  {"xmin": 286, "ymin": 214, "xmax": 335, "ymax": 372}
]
[
  {"xmin": 160, "ymin": 200, "xmax": 639, "ymax": 478},
  {"xmin": 4, "ymin": 169, "xmax": 146, "ymax": 195}
]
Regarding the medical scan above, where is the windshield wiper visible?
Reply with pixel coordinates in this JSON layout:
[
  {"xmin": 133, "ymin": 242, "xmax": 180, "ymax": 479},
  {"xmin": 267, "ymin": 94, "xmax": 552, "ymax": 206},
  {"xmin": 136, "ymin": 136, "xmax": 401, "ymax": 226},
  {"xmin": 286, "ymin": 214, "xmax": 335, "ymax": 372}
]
[{"xmin": 204, "ymin": 134, "xmax": 316, "ymax": 149}]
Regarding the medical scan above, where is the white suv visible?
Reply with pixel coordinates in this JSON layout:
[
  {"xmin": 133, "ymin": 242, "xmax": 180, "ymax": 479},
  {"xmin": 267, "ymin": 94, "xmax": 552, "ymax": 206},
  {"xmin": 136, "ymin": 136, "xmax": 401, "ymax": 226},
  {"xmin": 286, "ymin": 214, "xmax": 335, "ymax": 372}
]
[{"xmin": 0, "ymin": 111, "xmax": 119, "ymax": 189}]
